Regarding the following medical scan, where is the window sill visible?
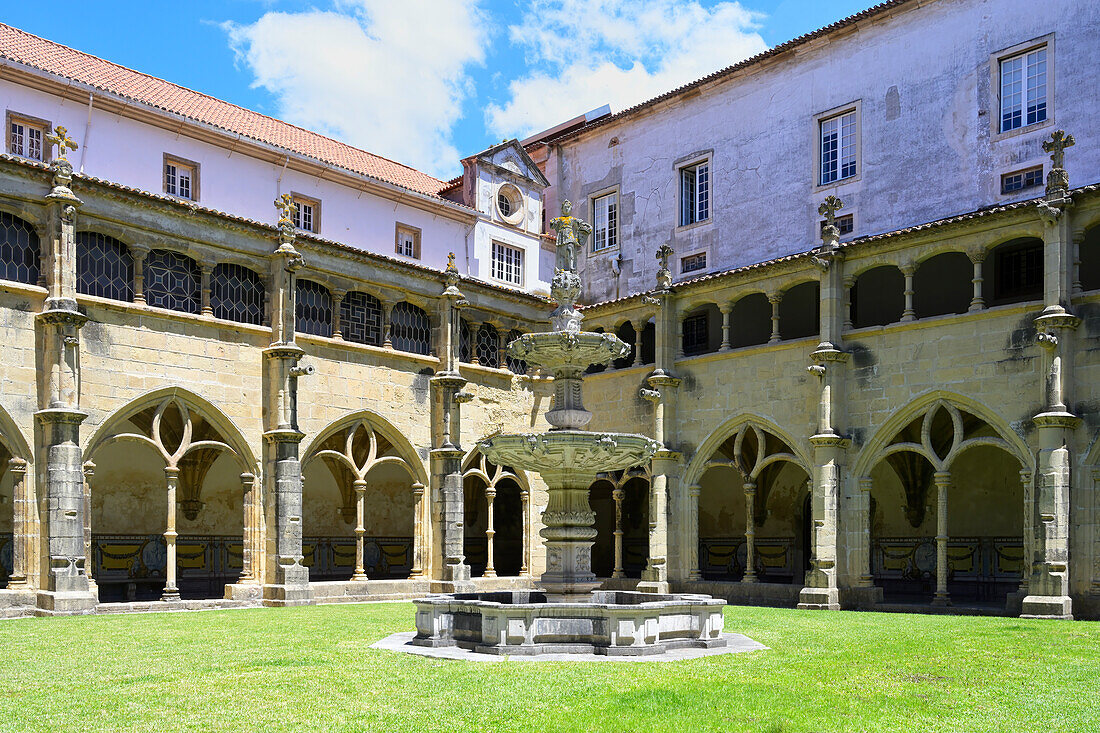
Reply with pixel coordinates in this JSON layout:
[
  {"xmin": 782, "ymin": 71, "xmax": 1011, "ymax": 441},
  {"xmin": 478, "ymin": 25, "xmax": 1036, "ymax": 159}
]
[
  {"xmin": 675, "ymin": 219, "xmax": 712, "ymax": 234},
  {"xmin": 991, "ymin": 117, "xmax": 1054, "ymax": 143},
  {"xmin": 812, "ymin": 172, "xmax": 861, "ymax": 192}
]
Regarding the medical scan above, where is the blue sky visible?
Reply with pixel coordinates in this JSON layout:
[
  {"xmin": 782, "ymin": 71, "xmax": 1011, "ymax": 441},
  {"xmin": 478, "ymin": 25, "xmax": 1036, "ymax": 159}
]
[{"xmin": 4, "ymin": 1, "xmax": 873, "ymax": 178}]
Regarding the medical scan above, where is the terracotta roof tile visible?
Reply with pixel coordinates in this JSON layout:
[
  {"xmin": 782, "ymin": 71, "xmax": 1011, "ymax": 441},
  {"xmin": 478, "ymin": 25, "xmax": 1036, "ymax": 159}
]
[{"xmin": 0, "ymin": 23, "xmax": 450, "ymax": 199}]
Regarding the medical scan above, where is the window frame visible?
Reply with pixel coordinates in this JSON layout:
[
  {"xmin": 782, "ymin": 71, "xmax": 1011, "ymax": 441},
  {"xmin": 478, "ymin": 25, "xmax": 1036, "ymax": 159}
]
[
  {"xmin": 678, "ymin": 159, "xmax": 711, "ymax": 228},
  {"xmin": 589, "ymin": 187, "xmax": 620, "ymax": 253},
  {"xmin": 162, "ymin": 153, "xmax": 200, "ymax": 202},
  {"xmin": 1000, "ymin": 166, "xmax": 1044, "ymax": 195},
  {"xmin": 812, "ymin": 100, "xmax": 861, "ymax": 189},
  {"xmin": 990, "ymin": 35, "xmax": 1055, "ymax": 141},
  {"xmin": 6, "ymin": 110, "xmax": 51, "ymax": 163},
  {"xmin": 490, "ymin": 240, "xmax": 524, "ymax": 287},
  {"xmin": 289, "ymin": 192, "xmax": 321, "ymax": 234},
  {"xmin": 394, "ymin": 223, "xmax": 422, "ymax": 259},
  {"xmin": 495, "ymin": 183, "xmax": 525, "ymax": 227},
  {"xmin": 679, "ymin": 251, "xmax": 708, "ymax": 276}
]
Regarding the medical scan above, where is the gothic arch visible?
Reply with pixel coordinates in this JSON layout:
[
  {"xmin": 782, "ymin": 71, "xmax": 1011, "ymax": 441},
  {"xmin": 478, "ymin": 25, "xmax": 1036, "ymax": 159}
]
[
  {"xmin": 685, "ymin": 415, "xmax": 812, "ymax": 489},
  {"xmin": 0, "ymin": 401, "xmax": 31, "ymax": 461},
  {"xmin": 851, "ymin": 391, "xmax": 1030, "ymax": 479},
  {"xmin": 84, "ymin": 387, "xmax": 257, "ymax": 471},
  {"xmin": 303, "ymin": 411, "xmax": 427, "ymax": 486},
  {"xmin": 461, "ymin": 447, "xmax": 530, "ymax": 577}
]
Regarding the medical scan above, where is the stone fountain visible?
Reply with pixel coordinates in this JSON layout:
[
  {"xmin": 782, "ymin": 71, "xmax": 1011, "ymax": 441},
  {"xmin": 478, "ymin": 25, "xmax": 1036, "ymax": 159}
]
[{"xmin": 410, "ymin": 202, "xmax": 727, "ymax": 656}]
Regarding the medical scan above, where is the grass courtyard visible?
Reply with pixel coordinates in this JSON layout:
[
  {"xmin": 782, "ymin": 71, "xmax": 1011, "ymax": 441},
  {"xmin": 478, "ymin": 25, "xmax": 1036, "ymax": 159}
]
[{"xmin": 0, "ymin": 603, "xmax": 1097, "ymax": 733}]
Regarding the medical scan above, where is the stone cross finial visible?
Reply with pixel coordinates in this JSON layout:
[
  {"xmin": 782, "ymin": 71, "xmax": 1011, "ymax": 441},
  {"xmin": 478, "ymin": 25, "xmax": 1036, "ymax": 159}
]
[
  {"xmin": 274, "ymin": 193, "xmax": 294, "ymax": 231},
  {"xmin": 46, "ymin": 126, "xmax": 78, "ymax": 161},
  {"xmin": 446, "ymin": 251, "xmax": 457, "ymax": 273},
  {"xmin": 818, "ymin": 195, "xmax": 843, "ymax": 228},
  {"xmin": 656, "ymin": 244, "xmax": 673, "ymax": 271},
  {"xmin": 1042, "ymin": 130, "xmax": 1075, "ymax": 170}
]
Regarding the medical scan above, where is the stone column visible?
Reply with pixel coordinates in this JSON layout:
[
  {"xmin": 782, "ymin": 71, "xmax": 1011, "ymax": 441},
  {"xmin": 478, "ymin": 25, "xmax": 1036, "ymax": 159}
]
[
  {"xmin": 637, "ymin": 372, "xmax": 680, "ymax": 594},
  {"xmin": 900, "ymin": 264, "xmax": 916, "ymax": 321},
  {"xmin": 1071, "ymin": 229, "xmax": 1085, "ymax": 295},
  {"xmin": 351, "ymin": 478, "xmax": 367, "ymax": 581},
  {"xmin": 719, "ymin": 305, "xmax": 732, "ymax": 351},
  {"xmin": 687, "ymin": 484, "xmax": 702, "ymax": 581},
  {"xmin": 484, "ymin": 485, "xmax": 497, "ymax": 578},
  {"xmin": 409, "ymin": 482, "xmax": 426, "ymax": 578},
  {"xmin": 632, "ymin": 320, "xmax": 645, "ymax": 365},
  {"xmin": 35, "ymin": 152, "xmax": 96, "ymax": 615},
  {"xmin": 162, "ymin": 466, "xmax": 180, "ymax": 602},
  {"xmin": 1092, "ymin": 468, "xmax": 1100, "ymax": 597},
  {"xmin": 382, "ymin": 302, "xmax": 395, "ymax": 349},
  {"xmin": 261, "ymin": 208, "xmax": 313, "ymax": 607},
  {"xmin": 742, "ymin": 480, "xmax": 757, "ymax": 583},
  {"xmin": 199, "ymin": 261, "xmax": 214, "ymax": 316},
  {"xmin": 842, "ymin": 277, "xmax": 854, "ymax": 330},
  {"xmin": 1019, "ymin": 468, "xmax": 1033, "ymax": 594},
  {"xmin": 238, "ymin": 472, "xmax": 258, "ymax": 584},
  {"xmin": 799, "ymin": 203, "xmax": 849, "ymax": 611},
  {"xmin": 932, "ymin": 470, "xmax": 951, "ymax": 607},
  {"xmin": 7, "ymin": 458, "xmax": 30, "ymax": 588},
  {"xmin": 857, "ymin": 477, "xmax": 874, "ymax": 588},
  {"xmin": 331, "ymin": 289, "xmax": 345, "ymax": 340},
  {"xmin": 767, "ymin": 292, "xmax": 782, "ymax": 344},
  {"xmin": 519, "ymin": 488, "xmax": 530, "ymax": 575},
  {"xmin": 428, "ymin": 257, "xmax": 471, "ymax": 590},
  {"xmin": 82, "ymin": 461, "xmax": 96, "ymax": 594},
  {"xmin": 611, "ymin": 487, "xmax": 625, "ymax": 579},
  {"xmin": 132, "ymin": 246, "xmax": 149, "ymax": 305},
  {"xmin": 1021, "ymin": 140, "xmax": 1078, "ymax": 619},
  {"xmin": 968, "ymin": 249, "xmax": 986, "ymax": 312}
]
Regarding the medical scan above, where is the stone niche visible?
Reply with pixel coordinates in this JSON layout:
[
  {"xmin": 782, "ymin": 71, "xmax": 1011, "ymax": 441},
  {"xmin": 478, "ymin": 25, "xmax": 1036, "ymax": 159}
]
[{"xmin": 411, "ymin": 591, "xmax": 726, "ymax": 656}]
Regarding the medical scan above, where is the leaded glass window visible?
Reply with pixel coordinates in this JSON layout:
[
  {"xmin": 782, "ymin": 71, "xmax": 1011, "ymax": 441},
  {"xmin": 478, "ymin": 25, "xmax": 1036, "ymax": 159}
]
[
  {"xmin": 76, "ymin": 232, "xmax": 133, "ymax": 301},
  {"xmin": 211, "ymin": 263, "xmax": 265, "ymax": 325},
  {"xmin": 295, "ymin": 279, "xmax": 332, "ymax": 337},
  {"xmin": 340, "ymin": 290, "xmax": 383, "ymax": 346},
  {"xmin": 459, "ymin": 319, "xmax": 473, "ymax": 363},
  {"xmin": 476, "ymin": 323, "xmax": 500, "ymax": 368},
  {"xmin": 144, "ymin": 249, "xmax": 200, "ymax": 313},
  {"xmin": 0, "ymin": 212, "xmax": 40, "ymax": 285},
  {"xmin": 391, "ymin": 302, "xmax": 430, "ymax": 355},
  {"xmin": 505, "ymin": 329, "xmax": 527, "ymax": 375}
]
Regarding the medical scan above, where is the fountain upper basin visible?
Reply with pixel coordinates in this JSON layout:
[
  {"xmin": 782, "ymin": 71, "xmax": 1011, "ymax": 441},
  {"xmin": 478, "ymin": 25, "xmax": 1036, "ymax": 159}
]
[
  {"xmin": 507, "ymin": 330, "xmax": 630, "ymax": 372},
  {"xmin": 477, "ymin": 430, "xmax": 660, "ymax": 478}
]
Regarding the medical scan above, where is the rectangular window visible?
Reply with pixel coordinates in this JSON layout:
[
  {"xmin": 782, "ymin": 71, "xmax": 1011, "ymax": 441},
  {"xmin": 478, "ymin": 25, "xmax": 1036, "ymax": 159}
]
[
  {"xmin": 820, "ymin": 110, "xmax": 857, "ymax": 185},
  {"xmin": 592, "ymin": 192, "xmax": 618, "ymax": 251},
  {"xmin": 1000, "ymin": 46, "xmax": 1047, "ymax": 132},
  {"xmin": 290, "ymin": 194, "xmax": 320, "ymax": 233},
  {"xmin": 682, "ymin": 314, "xmax": 709, "ymax": 355},
  {"xmin": 820, "ymin": 214, "xmax": 854, "ymax": 236},
  {"xmin": 680, "ymin": 162, "xmax": 709, "ymax": 226},
  {"xmin": 395, "ymin": 224, "xmax": 421, "ymax": 259},
  {"xmin": 491, "ymin": 241, "xmax": 523, "ymax": 286},
  {"xmin": 681, "ymin": 252, "xmax": 707, "ymax": 274},
  {"xmin": 7, "ymin": 114, "xmax": 47, "ymax": 161},
  {"xmin": 163, "ymin": 154, "xmax": 198, "ymax": 201},
  {"xmin": 1000, "ymin": 166, "xmax": 1043, "ymax": 194}
]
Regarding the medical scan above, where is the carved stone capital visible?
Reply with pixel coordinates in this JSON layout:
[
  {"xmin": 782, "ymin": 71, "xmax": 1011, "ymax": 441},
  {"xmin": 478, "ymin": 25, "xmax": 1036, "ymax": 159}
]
[
  {"xmin": 1034, "ymin": 312, "xmax": 1081, "ymax": 332},
  {"xmin": 809, "ymin": 433, "xmax": 851, "ymax": 449},
  {"xmin": 1032, "ymin": 411, "xmax": 1081, "ymax": 430}
]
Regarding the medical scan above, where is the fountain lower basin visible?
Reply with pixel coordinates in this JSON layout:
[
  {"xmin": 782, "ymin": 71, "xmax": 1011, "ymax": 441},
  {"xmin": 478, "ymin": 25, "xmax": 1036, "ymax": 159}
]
[{"xmin": 411, "ymin": 590, "xmax": 726, "ymax": 656}]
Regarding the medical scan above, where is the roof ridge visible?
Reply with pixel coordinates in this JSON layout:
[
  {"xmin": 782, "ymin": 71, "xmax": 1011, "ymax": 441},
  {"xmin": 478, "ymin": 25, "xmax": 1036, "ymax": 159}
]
[{"xmin": 0, "ymin": 22, "xmax": 449, "ymax": 193}]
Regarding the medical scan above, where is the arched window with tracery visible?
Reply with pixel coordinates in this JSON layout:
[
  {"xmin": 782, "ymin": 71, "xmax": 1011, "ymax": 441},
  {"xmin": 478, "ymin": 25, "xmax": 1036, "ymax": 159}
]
[
  {"xmin": 211, "ymin": 263, "xmax": 265, "ymax": 325},
  {"xmin": 295, "ymin": 279, "xmax": 332, "ymax": 338},
  {"xmin": 76, "ymin": 232, "xmax": 133, "ymax": 302},
  {"xmin": 144, "ymin": 249, "xmax": 200, "ymax": 314},
  {"xmin": 391, "ymin": 302, "xmax": 431, "ymax": 355},
  {"xmin": 340, "ymin": 291, "xmax": 383, "ymax": 346},
  {"xmin": 476, "ymin": 323, "xmax": 500, "ymax": 368},
  {"xmin": 0, "ymin": 212, "xmax": 40, "ymax": 286}
]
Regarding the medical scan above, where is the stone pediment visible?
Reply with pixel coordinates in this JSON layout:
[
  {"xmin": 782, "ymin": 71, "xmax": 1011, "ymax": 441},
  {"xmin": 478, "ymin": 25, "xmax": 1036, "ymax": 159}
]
[{"xmin": 472, "ymin": 139, "xmax": 549, "ymax": 189}]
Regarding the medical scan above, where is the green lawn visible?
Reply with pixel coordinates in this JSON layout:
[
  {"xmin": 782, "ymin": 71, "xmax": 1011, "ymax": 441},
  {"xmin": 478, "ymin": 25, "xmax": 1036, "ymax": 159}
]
[{"xmin": 0, "ymin": 603, "xmax": 1096, "ymax": 733}]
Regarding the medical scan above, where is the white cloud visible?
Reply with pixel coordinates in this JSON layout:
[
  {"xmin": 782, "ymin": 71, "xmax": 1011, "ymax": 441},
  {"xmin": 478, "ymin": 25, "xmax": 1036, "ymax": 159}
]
[
  {"xmin": 486, "ymin": 0, "xmax": 768, "ymax": 139},
  {"xmin": 224, "ymin": 1, "xmax": 486, "ymax": 178}
]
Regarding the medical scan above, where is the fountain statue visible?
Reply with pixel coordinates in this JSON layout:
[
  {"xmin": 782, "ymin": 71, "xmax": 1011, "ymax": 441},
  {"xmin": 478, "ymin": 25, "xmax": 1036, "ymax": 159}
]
[{"xmin": 411, "ymin": 202, "xmax": 727, "ymax": 656}]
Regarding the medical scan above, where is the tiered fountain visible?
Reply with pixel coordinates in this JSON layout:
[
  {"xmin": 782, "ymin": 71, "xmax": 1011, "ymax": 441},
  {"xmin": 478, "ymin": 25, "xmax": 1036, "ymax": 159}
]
[{"xmin": 411, "ymin": 202, "xmax": 727, "ymax": 656}]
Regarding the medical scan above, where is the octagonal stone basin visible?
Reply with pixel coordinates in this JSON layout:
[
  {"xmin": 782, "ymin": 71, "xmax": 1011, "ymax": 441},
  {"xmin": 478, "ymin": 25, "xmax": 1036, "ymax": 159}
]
[{"xmin": 411, "ymin": 591, "xmax": 726, "ymax": 656}]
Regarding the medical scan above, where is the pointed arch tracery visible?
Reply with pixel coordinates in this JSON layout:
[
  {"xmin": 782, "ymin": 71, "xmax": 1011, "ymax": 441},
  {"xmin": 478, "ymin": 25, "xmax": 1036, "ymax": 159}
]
[{"xmin": 462, "ymin": 448, "xmax": 530, "ymax": 577}]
